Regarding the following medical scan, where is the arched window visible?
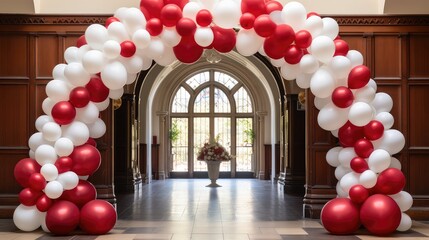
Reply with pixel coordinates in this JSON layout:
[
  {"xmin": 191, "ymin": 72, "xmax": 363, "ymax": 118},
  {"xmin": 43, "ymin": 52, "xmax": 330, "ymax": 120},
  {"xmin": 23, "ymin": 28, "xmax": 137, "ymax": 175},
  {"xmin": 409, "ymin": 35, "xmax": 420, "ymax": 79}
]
[{"xmin": 170, "ymin": 70, "xmax": 254, "ymax": 177}]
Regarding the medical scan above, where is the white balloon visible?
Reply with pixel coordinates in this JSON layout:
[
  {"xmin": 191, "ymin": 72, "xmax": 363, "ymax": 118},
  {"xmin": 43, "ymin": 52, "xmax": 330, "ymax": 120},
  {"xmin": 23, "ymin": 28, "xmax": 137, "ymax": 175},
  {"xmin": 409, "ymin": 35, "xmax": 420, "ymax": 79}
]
[
  {"xmin": 126, "ymin": 73, "xmax": 138, "ymax": 85},
  {"xmin": 329, "ymin": 56, "xmax": 351, "ymax": 80},
  {"xmin": 133, "ymin": 29, "xmax": 151, "ymax": 49},
  {"xmin": 13, "ymin": 205, "xmax": 42, "ymax": 232},
  {"xmin": 40, "ymin": 212, "xmax": 49, "ymax": 233},
  {"xmin": 375, "ymin": 112, "xmax": 394, "ymax": 129},
  {"xmin": 390, "ymin": 191, "xmax": 413, "ymax": 212},
  {"xmin": 338, "ymin": 147, "xmax": 357, "ymax": 168},
  {"xmin": 109, "ymin": 88, "xmax": 124, "ymax": 100},
  {"xmin": 359, "ymin": 170, "xmax": 377, "ymax": 188},
  {"xmin": 122, "ymin": 55, "xmax": 144, "ymax": 74},
  {"xmin": 76, "ymin": 102, "xmax": 99, "ymax": 124},
  {"xmin": 57, "ymin": 171, "xmax": 79, "ymax": 190},
  {"xmin": 54, "ymin": 137, "xmax": 74, "ymax": 157},
  {"xmin": 304, "ymin": 15, "xmax": 323, "ymax": 38},
  {"xmin": 103, "ymin": 40, "xmax": 121, "ymax": 59},
  {"xmin": 331, "ymin": 129, "xmax": 339, "ymax": 138},
  {"xmin": 300, "ymin": 54, "xmax": 319, "ymax": 74},
  {"xmin": 145, "ymin": 38, "xmax": 165, "ymax": 59},
  {"xmin": 114, "ymin": 7, "xmax": 129, "ymax": 21},
  {"xmin": 270, "ymin": 58, "xmax": 285, "ymax": 68},
  {"xmin": 154, "ymin": 46, "xmax": 176, "ymax": 66},
  {"xmin": 76, "ymin": 44, "xmax": 91, "ymax": 64},
  {"xmin": 101, "ymin": 61, "xmax": 128, "ymax": 90},
  {"xmin": 340, "ymin": 172, "xmax": 360, "ymax": 194},
  {"xmin": 64, "ymin": 46, "xmax": 79, "ymax": 63},
  {"xmin": 372, "ymin": 129, "xmax": 405, "ymax": 155},
  {"xmin": 79, "ymin": 175, "xmax": 89, "ymax": 180},
  {"xmin": 389, "ymin": 157, "xmax": 402, "ymax": 170},
  {"xmin": 183, "ymin": 2, "xmax": 203, "ymax": 21},
  {"xmin": 29, "ymin": 150, "xmax": 36, "ymax": 159},
  {"xmin": 258, "ymin": 45, "xmax": 267, "ymax": 56},
  {"xmin": 82, "ymin": 50, "xmax": 106, "ymax": 74},
  {"xmin": 368, "ymin": 79, "xmax": 377, "ymax": 92},
  {"xmin": 326, "ymin": 146, "xmax": 342, "ymax": 167},
  {"xmin": 280, "ymin": 62, "xmax": 300, "ymax": 80},
  {"xmin": 372, "ymin": 92, "xmax": 393, "ymax": 114},
  {"xmin": 42, "ymin": 122, "xmax": 62, "ymax": 142},
  {"xmin": 317, "ymin": 102, "xmax": 349, "ymax": 131},
  {"xmin": 29, "ymin": 132, "xmax": 52, "ymax": 151},
  {"xmin": 85, "ymin": 24, "xmax": 109, "ymax": 50},
  {"xmin": 41, "ymin": 163, "xmax": 58, "ymax": 181},
  {"xmin": 44, "ymin": 180, "xmax": 64, "ymax": 199},
  {"xmin": 61, "ymin": 121, "xmax": 90, "ymax": 146},
  {"xmin": 42, "ymin": 98, "xmax": 55, "ymax": 115},
  {"xmin": 35, "ymin": 144, "xmax": 57, "ymax": 165},
  {"xmin": 88, "ymin": 118, "xmax": 107, "ymax": 139},
  {"xmin": 52, "ymin": 63, "xmax": 67, "ymax": 80},
  {"xmin": 269, "ymin": 10, "xmax": 283, "ymax": 24},
  {"xmin": 310, "ymin": 68, "xmax": 335, "ymax": 98},
  {"xmin": 314, "ymin": 96, "xmax": 331, "ymax": 110},
  {"xmin": 281, "ymin": 1, "xmax": 307, "ymax": 31},
  {"xmin": 141, "ymin": 55, "xmax": 153, "ymax": 71},
  {"xmin": 310, "ymin": 36, "xmax": 335, "ymax": 64},
  {"xmin": 123, "ymin": 7, "xmax": 147, "ymax": 30},
  {"xmin": 296, "ymin": 73, "xmax": 312, "ymax": 89},
  {"xmin": 213, "ymin": 0, "xmax": 240, "ymax": 29},
  {"xmin": 346, "ymin": 50, "xmax": 364, "ymax": 68},
  {"xmin": 160, "ymin": 27, "xmax": 181, "ymax": 47},
  {"xmin": 194, "ymin": 27, "xmax": 214, "ymax": 47},
  {"xmin": 36, "ymin": 115, "xmax": 52, "ymax": 132},
  {"xmin": 236, "ymin": 29, "xmax": 264, "ymax": 57},
  {"xmin": 64, "ymin": 62, "xmax": 91, "ymax": 86},
  {"xmin": 353, "ymin": 85, "xmax": 376, "ymax": 103},
  {"xmin": 94, "ymin": 98, "xmax": 110, "ymax": 111},
  {"xmin": 321, "ymin": 17, "xmax": 339, "ymax": 39},
  {"xmin": 336, "ymin": 181, "xmax": 348, "ymax": 197},
  {"xmin": 368, "ymin": 149, "xmax": 391, "ymax": 173},
  {"xmin": 335, "ymin": 165, "xmax": 351, "ymax": 181},
  {"xmin": 45, "ymin": 80, "xmax": 70, "ymax": 102},
  {"xmin": 397, "ymin": 213, "xmax": 412, "ymax": 232},
  {"xmin": 348, "ymin": 102, "xmax": 373, "ymax": 126}
]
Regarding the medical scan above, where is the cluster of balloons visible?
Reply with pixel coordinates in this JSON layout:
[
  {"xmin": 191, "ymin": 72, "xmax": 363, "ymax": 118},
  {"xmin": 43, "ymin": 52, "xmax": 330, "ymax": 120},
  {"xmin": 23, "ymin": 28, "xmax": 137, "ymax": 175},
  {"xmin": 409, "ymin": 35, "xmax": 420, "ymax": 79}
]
[{"xmin": 12, "ymin": 0, "xmax": 412, "ymax": 237}]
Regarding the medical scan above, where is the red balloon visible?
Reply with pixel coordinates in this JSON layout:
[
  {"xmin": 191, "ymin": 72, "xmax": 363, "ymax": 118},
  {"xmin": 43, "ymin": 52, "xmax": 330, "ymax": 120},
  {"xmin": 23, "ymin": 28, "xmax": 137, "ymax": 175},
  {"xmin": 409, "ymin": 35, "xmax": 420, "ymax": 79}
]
[
  {"xmin": 284, "ymin": 45, "xmax": 304, "ymax": 64},
  {"xmin": 254, "ymin": 14, "xmax": 276, "ymax": 37},
  {"xmin": 105, "ymin": 16, "xmax": 120, "ymax": 28},
  {"xmin": 61, "ymin": 180, "xmax": 97, "ymax": 208},
  {"xmin": 28, "ymin": 173, "xmax": 46, "ymax": 191},
  {"xmin": 140, "ymin": 0, "xmax": 164, "ymax": 20},
  {"xmin": 70, "ymin": 144, "xmax": 101, "ymax": 176},
  {"xmin": 146, "ymin": 18, "xmax": 163, "ymax": 36},
  {"xmin": 334, "ymin": 39, "xmax": 349, "ymax": 56},
  {"xmin": 80, "ymin": 200, "xmax": 117, "ymax": 235},
  {"xmin": 349, "ymin": 185, "xmax": 369, "ymax": 204},
  {"xmin": 46, "ymin": 200, "xmax": 80, "ymax": 235},
  {"xmin": 374, "ymin": 168, "xmax": 405, "ymax": 195},
  {"xmin": 120, "ymin": 40, "xmax": 137, "ymax": 57},
  {"xmin": 164, "ymin": 0, "xmax": 188, "ymax": 9},
  {"xmin": 263, "ymin": 24, "xmax": 295, "ymax": 59},
  {"xmin": 273, "ymin": 24, "xmax": 295, "ymax": 45},
  {"xmin": 295, "ymin": 30, "xmax": 312, "ymax": 49},
  {"xmin": 265, "ymin": 1, "xmax": 283, "ymax": 13},
  {"xmin": 241, "ymin": 0, "xmax": 267, "ymax": 17},
  {"xmin": 354, "ymin": 139, "xmax": 374, "ymax": 158},
  {"xmin": 86, "ymin": 138, "xmax": 97, "ymax": 147},
  {"xmin": 332, "ymin": 86, "xmax": 354, "ymax": 108},
  {"xmin": 239, "ymin": 13, "xmax": 255, "ymax": 29},
  {"xmin": 173, "ymin": 36, "xmax": 203, "ymax": 64},
  {"xmin": 19, "ymin": 188, "xmax": 43, "ymax": 206},
  {"xmin": 321, "ymin": 198, "xmax": 361, "ymax": 235},
  {"xmin": 14, "ymin": 158, "xmax": 41, "ymax": 188},
  {"xmin": 176, "ymin": 18, "xmax": 197, "ymax": 36},
  {"xmin": 85, "ymin": 76, "xmax": 110, "ymax": 103},
  {"xmin": 76, "ymin": 35, "xmax": 87, "ymax": 48},
  {"xmin": 36, "ymin": 194, "xmax": 53, "ymax": 212},
  {"xmin": 350, "ymin": 157, "xmax": 369, "ymax": 173},
  {"xmin": 212, "ymin": 26, "xmax": 236, "ymax": 53},
  {"xmin": 360, "ymin": 194, "xmax": 401, "ymax": 235},
  {"xmin": 196, "ymin": 9, "xmax": 212, "ymax": 27},
  {"xmin": 364, "ymin": 120, "xmax": 384, "ymax": 141},
  {"xmin": 338, "ymin": 121, "xmax": 365, "ymax": 147},
  {"xmin": 160, "ymin": 4, "xmax": 182, "ymax": 27},
  {"xmin": 69, "ymin": 87, "xmax": 90, "ymax": 108},
  {"xmin": 348, "ymin": 65, "xmax": 371, "ymax": 89},
  {"xmin": 55, "ymin": 157, "xmax": 73, "ymax": 174},
  {"xmin": 51, "ymin": 101, "xmax": 76, "ymax": 125},
  {"xmin": 307, "ymin": 12, "xmax": 320, "ymax": 18}
]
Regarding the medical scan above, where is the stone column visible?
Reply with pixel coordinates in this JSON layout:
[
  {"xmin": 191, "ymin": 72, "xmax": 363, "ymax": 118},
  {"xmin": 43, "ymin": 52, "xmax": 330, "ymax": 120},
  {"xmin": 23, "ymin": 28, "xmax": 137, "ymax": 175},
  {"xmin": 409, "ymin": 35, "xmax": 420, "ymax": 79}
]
[
  {"xmin": 156, "ymin": 111, "xmax": 168, "ymax": 180},
  {"xmin": 256, "ymin": 111, "xmax": 267, "ymax": 180}
]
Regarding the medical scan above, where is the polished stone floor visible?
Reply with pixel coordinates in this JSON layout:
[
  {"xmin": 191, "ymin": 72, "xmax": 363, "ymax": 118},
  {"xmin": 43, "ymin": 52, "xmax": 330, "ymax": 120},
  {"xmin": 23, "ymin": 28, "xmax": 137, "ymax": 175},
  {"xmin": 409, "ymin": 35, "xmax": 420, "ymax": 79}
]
[{"xmin": 0, "ymin": 179, "xmax": 428, "ymax": 239}]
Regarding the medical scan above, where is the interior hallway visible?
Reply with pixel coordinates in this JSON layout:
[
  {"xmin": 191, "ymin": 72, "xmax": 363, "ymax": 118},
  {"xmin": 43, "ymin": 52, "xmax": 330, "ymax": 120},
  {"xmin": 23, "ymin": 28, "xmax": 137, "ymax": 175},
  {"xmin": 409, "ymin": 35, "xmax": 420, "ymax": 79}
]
[{"xmin": 1, "ymin": 179, "xmax": 429, "ymax": 239}]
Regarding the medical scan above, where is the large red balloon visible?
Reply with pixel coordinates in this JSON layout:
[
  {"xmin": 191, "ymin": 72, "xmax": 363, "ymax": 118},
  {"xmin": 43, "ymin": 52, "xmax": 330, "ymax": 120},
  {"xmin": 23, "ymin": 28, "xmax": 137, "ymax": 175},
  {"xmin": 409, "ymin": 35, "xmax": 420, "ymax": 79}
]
[
  {"xmin": 196, "ymin": 9, "xmax": 212, "ymax": 27},
  {"xmin": 241, "ymin": 0, "xmax": 267, "ymax": 17},
  {"xmin": 85, "ymin": 76, "xmax": 109, "ymax": 103},
  {"xmin": 173, "ymin": 36, "xmax": 203, "ymax": 64},
  {"xmin": 176, "ymin": 18, "xmax": 197, "ymax": 37},
  {"xmin": 360, "ymin": 194, "xmax": 401, "ymax": 235},
  {"xmin": 146, "ymin": 18, "xmax": 163, "ymax": 36},
  {"xmin": 364, "ymin": 120, "xmax": 384, "ymax": 141},
  {"xmin": 51, "ymin": 101, "xmax": 76, "ymax": 125},
  {"xmin": 120, "ymin": 40, "xmax": 137, "ymax": 58},
  {"xmin": 254, "ymin": 14, "xmax": 276, "ymax": 38},
  {"xmin": 374, "ymin": 168, "xmax": 405, "ymax": 195},
  {"xmin": 212, "ymin": 26, "xmax": 236, "ymax": 53},
  {"xmin": 140, "ymin": 0, "xmax": 164, "ymax": 20},
  {"xmin": 164, "ymin": 0, "xmax": 188, "ymax": 9},
  {"xmin": 264, "ymin": 24, "xmax": 295, "ymax": 59},
  {"xmin": 69, "ymin": 144, "xmax": 101, "ymax": 176},
  {"xmin": 332, "ymin": 86, "xmax": 354, "ymax": 108},
  {"xmin": 321, "ymin": 198, "xmax": 361, "ymax": 235},
  {"xmin": 36, "ymin": 194, "xmax": 53, "ymax": 212},
  {"xmin": 69, "ymin": 87, "xmax": 90, "ymax": 108},
  {"xmin": 334, "ymin": 39, "xmax": 349, "ymax": 56},
  {"xmin": 295, "ymin": 30, "xmax": 312, "ymax": 49},
  {"xmin": 284, "ymin": 45, "xmax": 304, "ymax": 64},
  {"xmin": 348, "ymin": 65, "xmax": 371, "ymax": 89},
  {"xmin": 28, "ymin": 173, "xmax": 46, "ymax": 191},
  {"xmin": 160, "ymin": 4, "xmax": 182, "ymax": 27},
  {"xmin": 55, "ymin": 156, "xmax": 73, "ymax": 174},
  {"xmin": 46, "ymin": 200, "xmax": 80, "ymax": 235},
  {"xmin": 350, "ymin": 157, "xmax": 369, "ymax": 173},
  {"xmin": 19, "ymin": 188, "xmax": 43, "ymax": 206},
  {"xmin": 338, "ymin": 121, "xmax": 365, "ymax": 147},
  {"xmin": 61, "ymin": 180, "xmax": 97, "ymax": 208},
  {"xmin": 239, "ymin": 13, "xmax": 255, "ymax": 29},
  {"xmin": 349, "ymin": 185, "xmax": 369, "ymax": 204},
  {"xmin": 354, "ymin": 138, "xmax": 374, "ymax": 158},
  {"xmin": 265, "ymin": 1, "xmax": 283, "ymax": 13},
  {"xmin": 14, "ymin": 158, "xmax": 41, "ymax": 188},
  {"xmin": 80, "ymin": 200, "xmax": 117, "ymax": 235}
]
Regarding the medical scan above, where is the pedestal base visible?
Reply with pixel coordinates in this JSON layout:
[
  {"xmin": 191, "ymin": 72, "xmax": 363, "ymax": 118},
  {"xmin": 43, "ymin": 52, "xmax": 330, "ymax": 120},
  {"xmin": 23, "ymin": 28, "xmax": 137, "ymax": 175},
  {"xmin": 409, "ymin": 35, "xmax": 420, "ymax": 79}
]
[{"xmin": 206, "ymin": 161, "xmax": 221, "ymax": 187}]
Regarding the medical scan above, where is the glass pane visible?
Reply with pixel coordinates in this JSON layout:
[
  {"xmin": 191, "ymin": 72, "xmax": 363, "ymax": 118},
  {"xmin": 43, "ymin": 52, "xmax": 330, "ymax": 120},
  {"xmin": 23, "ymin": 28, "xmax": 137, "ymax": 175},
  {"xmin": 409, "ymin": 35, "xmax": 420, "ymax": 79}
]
[
  {"xmin": 234, "ymin": 87, "xmax": 253, "ymax": 113},
  {"xmin": 171, "ymin": 118, "xmax": 189, "ymax": 171},
  {"xmin": 194, "ymin": 87, "xmax": 210, "ymax": 113},
  {"xmin": 214, "ymin": 88, "xmax": 231, "ymax": 113},
  {"xmin": 236, "ymin": 118, "xmax": 253, "ymax": 171},
  {"xmin": 215, "ymin": 71, "xmax": 238, "ymax": 90},
  {"xmin": 186, "ymin": 71, "xmax": 210, "ymax": 90},
  {"xmin": 172, "ymin": 87, "xmax": 190, "ymax": 113},
  {"xmin": 214, "ymin": 118, "xmax": 231, "ymax": 171},
  {"xmin": 193, "ymin": 117, "xmax": 210, "ymax": 171}
]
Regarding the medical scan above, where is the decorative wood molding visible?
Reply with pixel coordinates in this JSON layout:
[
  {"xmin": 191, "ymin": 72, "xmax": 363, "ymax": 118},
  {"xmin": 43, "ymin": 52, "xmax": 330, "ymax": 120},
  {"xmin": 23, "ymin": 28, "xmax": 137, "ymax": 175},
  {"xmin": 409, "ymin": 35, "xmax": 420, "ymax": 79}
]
[
  {"xmin": 331, "ymin": 15, "xmax": 429, "ymax": 26},
  {"xmin": 0, "ymin": 15, "xmax": 109, "ymax": 25}
]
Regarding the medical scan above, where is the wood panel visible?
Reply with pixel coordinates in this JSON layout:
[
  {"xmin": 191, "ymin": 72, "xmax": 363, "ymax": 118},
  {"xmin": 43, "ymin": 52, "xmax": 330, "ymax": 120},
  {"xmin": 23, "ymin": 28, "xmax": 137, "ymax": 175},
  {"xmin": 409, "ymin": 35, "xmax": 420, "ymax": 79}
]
[
  {"xmin": 0, "ymin": 150, "xmax": 28, "ymax": 193},
  {"xmin": 409, "ymin": 34, "xmax": 429, "ymax": 78},
  {"xmin": 340, "ymin": 34, "xmax": 369, "ymax": 65},
  {"xmin": 375, "ymin": 84, "xmax": 402, "ymax": 130},
  {"xmin": 409, "ymin": 85, "xmax": 429, "ymax": 147},
  {"xmin": 0, "ymin": 34, "xmax": 28, "ymax": 77},
  {"xmin": 374, "ymin": 35, "xmax": 401, "ymax": 78},
  {"xmin": 409, "ymin": 153, "xmax": 429, "ymax": 195},
  {"xmin": 35, "ymin": 35, "xmax": 59, "ymax": 79}
]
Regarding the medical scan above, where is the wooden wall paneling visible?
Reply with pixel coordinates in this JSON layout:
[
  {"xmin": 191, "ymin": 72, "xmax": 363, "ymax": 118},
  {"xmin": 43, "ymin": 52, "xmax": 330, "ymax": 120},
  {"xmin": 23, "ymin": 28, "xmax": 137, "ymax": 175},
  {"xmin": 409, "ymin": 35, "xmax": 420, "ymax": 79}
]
[
  {"xmin": 409, "ymin": 153, "xmax": 429, "ymax": 195},
  {"xmin": 409, "ymin": 33, "xmax": 429, "ymax": 78},
  {"xmin": 35, "ymin": 34, "xmax": 59, "ymax": 79},
  {"xmin": 373, "ymin": 34, "xmax": 402, "ymax": 79},
  {"xmin": 375, "ymin": 84, "xmax": 402, "ymax": 130},
  {"xmin": 408, "ymin": 85, "xmax": 429, "ymax": 147},
  {"xmin": 340, "ymin": 33, "xmax": 369, "ymax": 65},
  {"xmin": 0, "ymin": 34, "xmax": 28, "ymax": 77}
]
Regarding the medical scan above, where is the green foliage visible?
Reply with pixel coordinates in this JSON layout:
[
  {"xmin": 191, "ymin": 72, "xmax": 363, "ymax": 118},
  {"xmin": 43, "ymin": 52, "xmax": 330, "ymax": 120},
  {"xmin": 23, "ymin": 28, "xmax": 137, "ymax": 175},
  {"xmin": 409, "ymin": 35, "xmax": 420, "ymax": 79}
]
[
  {"xmin": 244, "ymin": 129, "xmax": 255, "ymax": 145},
  {"xmin": 169, "ymin": 121, "xmax": 180, "ymax": 143}
]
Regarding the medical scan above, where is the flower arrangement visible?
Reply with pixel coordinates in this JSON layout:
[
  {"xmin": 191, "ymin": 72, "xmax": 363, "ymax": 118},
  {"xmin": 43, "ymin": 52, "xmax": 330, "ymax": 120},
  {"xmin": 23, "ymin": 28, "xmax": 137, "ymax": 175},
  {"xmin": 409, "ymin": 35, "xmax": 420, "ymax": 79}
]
[{"xmin": 197, "ymin": 141, "xmax": 233, "ymax": 161}]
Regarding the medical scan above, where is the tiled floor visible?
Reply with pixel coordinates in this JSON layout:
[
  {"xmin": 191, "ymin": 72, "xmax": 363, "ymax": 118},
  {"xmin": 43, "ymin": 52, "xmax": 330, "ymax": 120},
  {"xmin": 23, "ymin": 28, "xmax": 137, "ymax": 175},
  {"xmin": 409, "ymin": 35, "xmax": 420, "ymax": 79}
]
[{"xmin": 0, "ymin": 179, "xmax": 428, "ymax": 239}]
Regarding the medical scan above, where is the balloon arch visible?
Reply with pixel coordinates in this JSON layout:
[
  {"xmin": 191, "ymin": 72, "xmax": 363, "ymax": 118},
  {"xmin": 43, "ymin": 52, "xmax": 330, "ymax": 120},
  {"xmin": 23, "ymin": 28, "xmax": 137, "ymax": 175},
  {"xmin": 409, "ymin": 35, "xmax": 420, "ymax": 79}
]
[{"xmin": 12, "ymin": 0, "xmax": 413, "ymax": 236}]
